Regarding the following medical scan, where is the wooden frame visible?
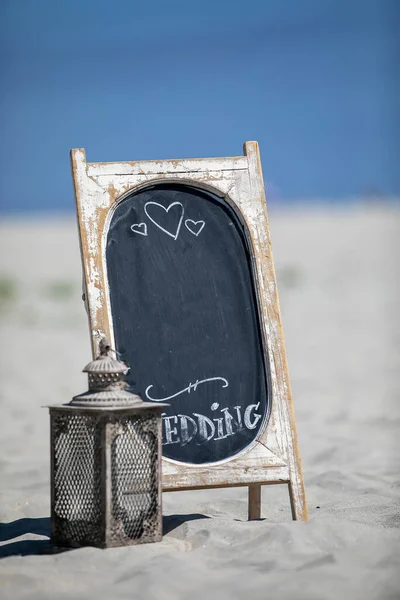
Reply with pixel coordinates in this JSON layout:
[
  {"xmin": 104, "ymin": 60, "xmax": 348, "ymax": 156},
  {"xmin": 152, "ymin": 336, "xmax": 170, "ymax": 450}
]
[{"xmin": 71, "ymin": 141, "xmax": 307, "ymax": 521}]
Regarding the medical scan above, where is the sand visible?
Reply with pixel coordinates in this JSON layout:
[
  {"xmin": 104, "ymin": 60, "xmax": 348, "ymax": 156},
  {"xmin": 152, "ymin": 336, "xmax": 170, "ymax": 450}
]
[{"xmin": 0, "ymin": 205, "xmax": 399, "ymax": 600}]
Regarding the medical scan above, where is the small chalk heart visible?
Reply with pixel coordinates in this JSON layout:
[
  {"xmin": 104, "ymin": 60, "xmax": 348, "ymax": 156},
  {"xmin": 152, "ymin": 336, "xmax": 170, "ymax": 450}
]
[
  {"xmin": 185, "ymin": 219, "xmax": 205, "ymax": 237},
  {"xmin": 130, "ymin": 222, "xmax": 148, "ymax": 236}
]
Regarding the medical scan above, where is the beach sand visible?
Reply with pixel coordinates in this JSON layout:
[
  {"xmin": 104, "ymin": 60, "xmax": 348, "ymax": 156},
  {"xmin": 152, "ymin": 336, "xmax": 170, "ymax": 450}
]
[{"xmin": 0, "ymin": 205, "xmax": 399, "ymax": 599}]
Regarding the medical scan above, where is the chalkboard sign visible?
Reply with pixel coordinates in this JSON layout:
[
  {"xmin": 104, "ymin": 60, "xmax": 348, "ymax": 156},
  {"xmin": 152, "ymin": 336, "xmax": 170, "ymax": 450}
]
[
  {"xmin": 106, "ymin": 184, "xmax": 269, "ymax": 464},
  {"xmin": 72, "ymin": 142, "xmax": 307, "ymax": 521}
]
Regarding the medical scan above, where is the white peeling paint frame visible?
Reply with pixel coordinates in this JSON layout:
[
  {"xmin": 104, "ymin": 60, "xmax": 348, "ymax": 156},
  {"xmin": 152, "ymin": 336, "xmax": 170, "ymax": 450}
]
[{"xmin": 71, "ymin": 142, "xmax": 307, "ymax": 521}]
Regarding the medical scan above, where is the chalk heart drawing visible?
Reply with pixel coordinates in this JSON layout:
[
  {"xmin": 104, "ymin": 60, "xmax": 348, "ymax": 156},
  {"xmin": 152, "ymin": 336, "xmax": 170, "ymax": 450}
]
[
  {"xmin": 144, "ymin": 201, "xmax": 184, "ymax": 240},
  {"xmin": 130, "ymin": 222, "xmax": 148, "ymax": 236},
  {"xmin": 185, "ymin": 219, "xmax": 205, "ymax": 237}
]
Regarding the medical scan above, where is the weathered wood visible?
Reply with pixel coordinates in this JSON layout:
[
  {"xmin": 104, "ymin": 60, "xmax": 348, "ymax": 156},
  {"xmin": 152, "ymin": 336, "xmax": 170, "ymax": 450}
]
[
  {"xmin": 248, "ymin": 484, "xmax": 262, "ymax": 520},
  {"xmin": 71, "ymin": 141, "xmax": 308, "ymax": 521},
  {"xmin": 87, "ymin": 156, "xmax": 248, "ymax": 177}
]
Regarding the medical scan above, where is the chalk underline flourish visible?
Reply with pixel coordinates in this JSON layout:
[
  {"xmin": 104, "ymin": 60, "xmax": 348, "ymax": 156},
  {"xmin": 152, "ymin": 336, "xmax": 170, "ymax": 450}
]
[{"xmin": 145, "ymin": 377, "xmax": 229, "ymax": 402}]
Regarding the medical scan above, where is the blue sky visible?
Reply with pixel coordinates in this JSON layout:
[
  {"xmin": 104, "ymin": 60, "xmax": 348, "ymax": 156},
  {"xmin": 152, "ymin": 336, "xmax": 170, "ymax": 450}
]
[{"xmin": 0, "ymin": 0, "xmax": 398, "ymax": 211}]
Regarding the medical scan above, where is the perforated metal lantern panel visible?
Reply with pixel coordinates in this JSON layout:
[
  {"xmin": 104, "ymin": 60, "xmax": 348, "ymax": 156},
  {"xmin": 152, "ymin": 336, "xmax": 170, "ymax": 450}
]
[
  {"xmin": 50, "ymin": 407, "xmax": 163, "ymax": 549},
  {"xmin": 51, "ymin": 412, "xmax": 103, "ymax": 546},
  {"xmin": 109, "ymin": 414, "xmax": 160, "ymax": 544}
]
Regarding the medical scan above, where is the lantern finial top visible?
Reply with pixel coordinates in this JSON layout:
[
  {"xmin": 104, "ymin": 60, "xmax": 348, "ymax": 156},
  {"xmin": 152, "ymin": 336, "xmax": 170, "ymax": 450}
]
[
  {"xmin": 81, "ymin": 339, "xmax": 129, "ymax": 376},
  {"xmin": 69, "ymin": 337, "xmax": 144, "ymax": 407},
  {"xmin": 99, "ymin": 337, "xmax": 111, "ymax": 356}
]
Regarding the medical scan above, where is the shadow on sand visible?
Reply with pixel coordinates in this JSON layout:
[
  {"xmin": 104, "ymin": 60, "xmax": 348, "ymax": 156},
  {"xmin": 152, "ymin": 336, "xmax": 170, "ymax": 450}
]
[
  {"xmin": 163, "ymin": 513, "xmax": 210, "ymax": 534},
  {"xmin": 0, "ymin": 513, "xmax": 209, "ymax": 558},
  {"xmin": 0, "ymin": 518, "xmax": 58, "ymax": 558}
]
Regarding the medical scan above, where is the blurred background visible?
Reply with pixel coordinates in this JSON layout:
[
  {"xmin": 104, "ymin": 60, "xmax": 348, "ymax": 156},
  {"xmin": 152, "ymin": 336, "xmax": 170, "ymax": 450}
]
[
  {"xmin": 0, "ymin": 3, "xmax": 399, "ymax": 450},
  {"xmin": 0, "ymin": 3, "xmax": 399, "ymax": 593},
  {"xmin": 0, "ymin": 0, "xmax": 399, "ymax": 473},
  {"xmin": 0, "ymin": 0, "xmax": 399, "ymax": 211}
]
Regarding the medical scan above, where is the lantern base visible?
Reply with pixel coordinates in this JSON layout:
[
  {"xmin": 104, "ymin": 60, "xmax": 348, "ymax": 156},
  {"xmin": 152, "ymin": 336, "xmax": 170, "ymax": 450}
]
[{"xmin": 50, "ymin": 517, "xmax": 163, "ymax": 549}]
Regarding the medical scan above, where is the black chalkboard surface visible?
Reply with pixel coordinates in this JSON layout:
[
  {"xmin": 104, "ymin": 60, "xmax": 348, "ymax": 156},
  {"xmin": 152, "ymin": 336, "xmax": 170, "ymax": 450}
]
[{"xmin": 106, "ymin": 184, "xmax": 269, "ymax": 465}]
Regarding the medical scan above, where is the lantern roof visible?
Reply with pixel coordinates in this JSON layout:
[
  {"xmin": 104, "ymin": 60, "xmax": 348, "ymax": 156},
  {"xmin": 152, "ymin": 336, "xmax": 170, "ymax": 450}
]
[{"xmin": 69, "ymin": 338, "xmax": 145, "ymax": 408}]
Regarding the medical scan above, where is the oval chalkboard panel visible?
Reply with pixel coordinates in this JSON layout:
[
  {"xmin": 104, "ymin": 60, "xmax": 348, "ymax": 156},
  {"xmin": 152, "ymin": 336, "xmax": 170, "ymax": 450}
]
[{"xmin": 106, "ymin": 184, "xmax": 270, "ymax": 465}]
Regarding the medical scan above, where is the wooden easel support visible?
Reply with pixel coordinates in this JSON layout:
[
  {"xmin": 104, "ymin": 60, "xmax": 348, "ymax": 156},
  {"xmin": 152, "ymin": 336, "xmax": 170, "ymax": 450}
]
[
  {"xmin": 248, "ymin": 481, "xmax": 306, "ymax": 521},
  {"xmin": 248, "ymin": 484, "xmax": 262, "ymax": 520}
]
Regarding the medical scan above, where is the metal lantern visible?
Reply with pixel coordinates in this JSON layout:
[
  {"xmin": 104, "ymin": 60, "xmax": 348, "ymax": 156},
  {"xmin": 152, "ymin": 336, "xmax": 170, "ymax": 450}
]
[{"xmin": 48, "ymin": 339, "xmax": 166, "ymax": 549}]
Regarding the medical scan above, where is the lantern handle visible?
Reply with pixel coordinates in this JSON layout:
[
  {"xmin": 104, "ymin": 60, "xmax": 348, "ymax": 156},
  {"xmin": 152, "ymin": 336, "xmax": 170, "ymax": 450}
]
[{"xmin": 98, "ymin": 337, "xmax": 123, "ymax": 361}]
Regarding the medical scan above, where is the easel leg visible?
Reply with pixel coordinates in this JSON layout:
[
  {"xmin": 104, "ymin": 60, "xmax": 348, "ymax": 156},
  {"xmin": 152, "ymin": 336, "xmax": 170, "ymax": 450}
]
[
  {"xmin": 288, "ymin": 480, "xmax": 308, "ymax": 521},
  {"xmin": 248, "ymin": 484, "xmax": 262, "ymax": 520}
]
